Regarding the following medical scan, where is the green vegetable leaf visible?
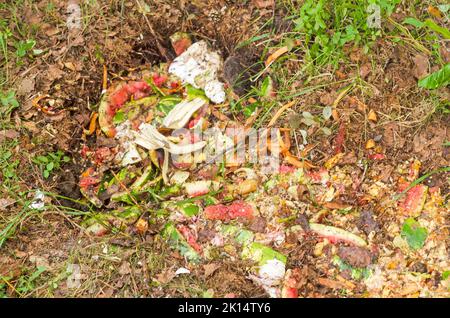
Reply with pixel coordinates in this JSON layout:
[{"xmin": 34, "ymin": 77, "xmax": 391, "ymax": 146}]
[
  {"xmin": 113, "ymin": 110, "xmax": 126, "ymax": 125},
  {"xmin": 156, "ymin": 96, "xmax": 182, "ymax": 115},
  {"xmin": 418, "ymin": 63, "xmax": 450, "ymax": 89},
  {"xmin": 401, "ymin": 218, "xmax": 428, "ymax": 250},
  {"xmin": 180, "ymin": 203, "xmax": 200, "ymax": 217}
]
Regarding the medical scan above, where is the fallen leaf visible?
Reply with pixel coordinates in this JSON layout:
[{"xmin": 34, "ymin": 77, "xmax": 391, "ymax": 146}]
[
  {"xmin": 317, "ymin": 277, "xmax": 355, "ymax": 290},
  {"xmin": 118, "ymin": 261, "xmax": 131, "ymax": 275},
  {"xmin": 428, "ymin": 5, "xmax": 443, "ymax": 19},
  {"xmin": 203, "ymin": 263, "xmax": 220, "ymax": 278},
  {"xmin": 0, "ymin": 198, "xmax": 16, "ymax": 211},
  {"xmin": 412, "ymin": 54, "xmax": 429, "ymax": 79},
  {"xmin": 252, "ymin": 0, "xmax": 274, "ymax": 9},
  {"xmin": 155, "ymin": 268, "xmax": 176, "ymax": 284},
  {"xmin": 0, "ymin": 130, "xmax": 19, "ymax": 142},
  {"xmin": 16, "ymin": 77, "xmax": 35, "ymax": 96},
  {"xmin": 368, "ymin": 109, "xmax": 377, "ymax": 122},
  {"xmin": 366, "ymin": 139, "xmax": 376, "ymax": 149},
  {"xmin": 265, "ymin": 40, "xmax": 301, "ymax": 67}
]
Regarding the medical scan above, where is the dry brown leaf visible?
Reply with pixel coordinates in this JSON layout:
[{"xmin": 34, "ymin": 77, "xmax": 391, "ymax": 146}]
[
  {"xmin": 118, "ymin": 261, "xmax": 132, "ymax": 275},
  {"xmin": 428, "ymin": 5, "xmax": 443, "ymax": 19},
  {"xmin": 203, "ymin": 263, "xmax": 221, "ymax": 278},
  {"xmin": 252, "ymin": 0, "xmax": 274, "ymax": 9},
  {"xmin": 155, "ymin": 268, "xmax": 176, "ymax": 284},
  {"xmin": 412, "ymin": 54, "xmax": 429, "ymax": 79},
  {"xmin": 0, "ymin": 130, "xmax": 19, "ymax": 142},
  {"xmin": 368, "ymin": 109, "xmax": 377, "ymax": 122}
]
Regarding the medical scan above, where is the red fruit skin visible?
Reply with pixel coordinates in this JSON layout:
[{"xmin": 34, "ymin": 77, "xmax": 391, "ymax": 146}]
[
  {"xmin": 79, "ymin": 177, "xmax": 100, "ymax": 189},
  {"xmin": 125, "ymin": 83, "xmax": 137, "ymax": 94},
  {"xmin": 110, "ymin": 88, "xmax": 129, "ymax": 110},
  {"xmin": 204, "ymin": 202, "xmax": 254, "ymax": 221},
  {"xmin": 132, "ymin": 81, "xmax": 150, "ymax": 91},
  {"xmin": 188, "ymin": 118, "xmax": 201, "ymax": 129},
  {"xmin": 152, "ymin": 74, "xmax": 168, "ymax": 87},
  {"xmin": 399, "ymin": 184, "xmax": 427, "ymax": 215},
  {"xmin": 177, "ymin": 225, "xmax": 203, "ymax": 253},
  {"xmin": 172, "ymin": 38, "xmax": 191, "ymax": 56},
  {"xmin": 188, "ymin": 189, "xmax": 210, "ymax": 198},
  {"xmin": 281, "ymin": 287, "xmax": 298, "ymax": 298}
]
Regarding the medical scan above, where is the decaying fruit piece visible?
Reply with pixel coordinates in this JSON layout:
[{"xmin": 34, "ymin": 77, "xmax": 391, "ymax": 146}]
[
  {"xmin": 399, "ymin": 184, "xmax": 428, "ymax": 216},
  {"xmin": 98, "ymin": 81, "xmax": 152, "ymax": 137},
  {"xmin": 184, "ymin": 180, "xmax": 220, "ymax": 197},
  {"xmin": 309, "ymin": 223, "xmax": 367, "ymax": 247},
  {"xmin": 204, "ymin": 201, "xmax": 255, "ymax": 221},
  {"xmin": 170, "ymin": 32, "xmax": 192, "ymax": 56},
  {"xmin": 281, "ymin": 269, "xmax": 300, "ymax": 298}
]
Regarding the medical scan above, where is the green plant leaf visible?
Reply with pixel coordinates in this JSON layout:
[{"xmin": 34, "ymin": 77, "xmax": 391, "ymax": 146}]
[
  {"xmin": 418, "ymin": 63, "xmax": 450, "ymax": 89},
  {"xmin": 403, "ymin": 17, "xmax": 424, "ymax": 28},
  {"xmin": 46, "ymin": 162, "xmax": 54, "ymax": 171},
  {"xmin": 401, "ymin": 218, "xmax": 428, "ymax": 250},
  {"xmin": 423, "ymin": 19, "xmax": 450, "ymax": 39}
]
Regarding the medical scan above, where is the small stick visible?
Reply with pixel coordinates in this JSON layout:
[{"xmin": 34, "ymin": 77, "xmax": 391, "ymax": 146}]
[{"xmin": 267, "ymin": 100, "xmax": 296, "ymax": 127}]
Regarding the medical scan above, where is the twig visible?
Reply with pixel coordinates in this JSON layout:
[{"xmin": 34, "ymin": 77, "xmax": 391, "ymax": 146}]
[{"xmin": 267, "ymin": 100, "xmax": 297, "ymax": 127}]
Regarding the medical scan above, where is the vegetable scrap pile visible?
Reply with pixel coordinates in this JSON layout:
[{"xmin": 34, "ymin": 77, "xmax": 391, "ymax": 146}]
[{"xmin": 78, "ymin": 34, "xmax": 449, "ymax": 298}]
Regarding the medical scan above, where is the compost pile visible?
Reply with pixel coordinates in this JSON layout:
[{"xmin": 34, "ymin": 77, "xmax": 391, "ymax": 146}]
[{"xmin": 77, "ymin": 35, "xmax": 449, "ymax": 298}]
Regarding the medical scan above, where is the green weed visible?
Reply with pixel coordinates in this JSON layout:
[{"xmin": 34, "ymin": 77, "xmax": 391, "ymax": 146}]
[{"xmin": 32, "ymin": 150, "xmax": 71, "ymax": 179}]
